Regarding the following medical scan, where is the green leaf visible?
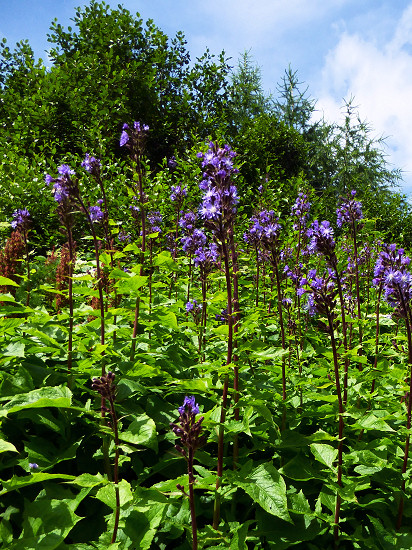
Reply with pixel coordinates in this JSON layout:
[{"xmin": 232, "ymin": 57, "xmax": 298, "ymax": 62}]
[
  {"xmin": 0, "ymin": 276, "xmax": 19, "ymax": 287},
  {"xmin": 67, "ymin": 473, "xmax": 107, "ymax": 488},
  {"xmin": 119, "ymin": 414, "xmax": 157, "ymax": 451},
  {"xmin": 155, "ymin": 311, "xmax": 178, "ymax": 330},
  {"xmin": 0, "ymin": 439, "xmax": 18, "ymax": 453},
  {"xmin": 95, "ymin": 479, "xmax": 133, "ymax": 509},
  {"xmin": 0, "ymin": 386, "xmax": 72, "ymax": 417},
  {"xmin": 3, "ymin": 341, "xmax": 25, "ymax": 357},
  {"xmin": 310, "ymin": 443, "xmax": 338, "ymax": 470},
  {"xmin": 115, "ymin": 275, "xmax": 147, "ymax": 294},
  {"xmin": 355, "ymin": 413, "xmax": 395, "ymax": 432},
  {"xmin": 232, "ymin": 463, "xmax": 291, "ymax": 522},
  {"xmin": 0, "ymin": 473, "xmax": 75, "ymax": 495}
]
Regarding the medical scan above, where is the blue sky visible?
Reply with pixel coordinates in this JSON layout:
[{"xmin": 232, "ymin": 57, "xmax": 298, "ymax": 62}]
[{"xmin": 2, "ymin": 0, "xmax": 412, "ymax": 195}]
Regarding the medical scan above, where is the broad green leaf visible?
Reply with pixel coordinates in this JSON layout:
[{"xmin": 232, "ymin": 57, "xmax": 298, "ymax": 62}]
[
  {"xmin": 123, "ymin": 502, "xmax": 168, "ymax": 550},
  {"xmin": 3, "ymin": 341, "xmax": 25, "ymax": 358},
  {"xmin": 355, "ymin": 414, "xmax": 395, "ymax": 432},
  {"xmin": 155, "ymin": 311, "xmax": 178, "ymax": 330},
  {"xmin": 0, "ymin": 439, "xmax": 18, "ymax": 453},
  {"xmin": 68, "ymin": 472, "xmax": 107, "ymax": 488},
  {"xmin": 0, "ymin": 276, "xmax": 19, "ymax": 287},
  {"xmin": 0, "ymin": 473, "xmax": 75, "ymax": 495},
  {"xmin": 0, "ymin": 293, "xmax": 16, "ymax": 302},
  {"xmin": 310, "ymin": 443, "xmax": 338, "ymax": 470},
  {"xmin": 115, "ymin": 275, "xmax": 147, "ymax": 294},
  {"xmin": 232, "ymin": 463, "xmax": 291, "ymax": 522},
  {"xmin": 119, "ymin": 414, "xmax": 157, "ymax": 451},
  {"xmin": 281, "ymin": 454, "xmax": 324, "ymax": 481},
  {"xmin": 0, "ymin": 386, "xmax": 72, "ymax": 417},
  {"xmin": 95, "ymin": 479, "xmax": 133, "ymax": 509},
  {"xmin": 152, "ymin": 250, "xmax": 178, "ymax": 270},
  {"xmin": 10, "ymin": 487, "xmax": 90, "ymax": 549}
]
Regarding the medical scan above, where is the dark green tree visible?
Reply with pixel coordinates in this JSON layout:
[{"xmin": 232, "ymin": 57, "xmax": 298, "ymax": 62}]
[{"xmin": 226, "ymin": 50, "xmax": 272, "ymax": 135}]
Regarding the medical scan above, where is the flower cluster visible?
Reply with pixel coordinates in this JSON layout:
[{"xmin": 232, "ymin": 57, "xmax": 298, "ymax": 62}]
[
  {"xmin": 119, "ymin": 121, "xmax": 149, "ymax": 162},
  {"xmin": 170, "ymin": 396, "xmax": 206, "ymax": 459},
  {"xmin": 244, "ymin": 210, "xmax": 281, "ymax": 247},
  {"xmin": 307, "ymin": 220, "xmax": 336, "ymax": 264},
  {"xmin": 215, "ymin": 307, "xmax": 228, "ymax": 324},
  {"xmin": 120, "ymin": 121, "xmax": 149, "ymax": 148},
  {"xmin": 297, "ymin": 269, "xmax": 338, "ymax": 322},
  {"xmin": 147, "ymin": 211, "xmax": 162, "ymax": 235},
  {"xmin": 186, "ymin": 300, "xmax": 202, "ymax": 324},
  {"xmin": 194, "ymin": 243, "xmax": 219, "ymax": 272},
  {"xmin": 118, "ymin": 231, "xmax": 131, "ymax": 243},
  {"xmin": 170, "ymin": 185, "xmax": 187, "ymax": 203},
  {"xmin": 336, "ymin": 190, "xmax": 363, "ymax": 229},
  {"xmin": 92, "ymin": 371, "xmax": 116, "ymax": 402},
  {"xmin": 81, "ymin": 154, "xmax": 101, "ymax": 177},
  {"xmin": 182, "ymin": 229, "xmax": 207, "ymax": 255},
  {"xmin": 291, "ymin": 192, "xmax": 311, "ymax": 231},
  {"xmin": 11, "ymin": 209, "xmax": 31, "ymax": 231},
  {"xmin": 45, "ymin": 164, "xmax": 78, "ymax": 205},
  {"xmin": 167, "ymin": 156, "xmax": 177, "ymax": 170},
  {"xmin": 197, "ymin": 142, "xmax": 239, "ymax": 227},
  {"xmin": 89, "ymin": 200, "xmax": 104, "ymax": 223},
  {"xmin": 373, "ymin": 244, "xmax": 412, "ymax": 316}
]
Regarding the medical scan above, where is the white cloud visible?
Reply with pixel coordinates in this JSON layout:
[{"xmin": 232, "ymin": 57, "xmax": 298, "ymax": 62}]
[{"xmin": 316, "ymin": 3, "xmax": 412, "ymax": 194}]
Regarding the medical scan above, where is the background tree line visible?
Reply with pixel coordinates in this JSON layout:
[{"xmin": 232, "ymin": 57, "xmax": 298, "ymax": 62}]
[{"xmin": 0, "ymin": 0, "xmax": 410, "ymax": 248}]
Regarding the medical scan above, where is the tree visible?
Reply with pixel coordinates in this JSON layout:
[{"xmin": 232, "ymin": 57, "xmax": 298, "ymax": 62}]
[{"xmin": 226, "ymin": 50, "xmax": 272, "ymax": 135}]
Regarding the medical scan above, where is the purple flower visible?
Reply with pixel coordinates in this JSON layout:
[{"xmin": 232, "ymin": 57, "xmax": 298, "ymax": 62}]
[
  {"xmin": 120, "ymin": 129, "xmax": 129, "ymax": 147},
  {"xmin": 118, "ymin": 231, "xmax": 131, "ymax": 242},
  {"xmin": 89, "ymin": 204, "xmax": 104, "ymax": 223},
  {"xmin": 120, "ymin": 121, "xmax": 149, "ymax": 149},
  {"xmin": 11, "ymin": 208, "xmax": 31, "ymax": 230},
  {"xmin": 197, "ymin": 142, "xmax": 239, "ymax": 227},
  {"xmin": 182, "ymin": 229, "xmax": 207, "ymax": 254},
  {"xmin": 178, "ymin": 395, "xmax": 200, "ymax": 415},
  {"xmin": 185, "ymin": 300, "xmax": 202, "ymax": 321},
  {"xmin": 29, "ymin": 463, "xmax": 39, "ymax": 469},
  {"xmin": 170, "ymin": 185, "xmax": 187, "ymax": 202},
  {"xmin": 46, "ymin": 164, "xmax": 77, "ymax": 204},
  {"xmin": 147, "ymin": 210, "xmax": 162, "ymax": 234},
  {"xmin": 194, "ymin": 242, "xmax": 219, "ymax": 268},
  {"xmin": 337, "ymin": 191, "xmax": 363, "ymax": 228},
  {"xmin": 291, "ymin": 192, "xmax": 311, "ymax": 230},
  {"xmin": 373, "ymin": 243, "xmax": 412, "ymax": 315},
  {"xmin": 168, "ymin": 156, "xmax": 177, "ymax": 169},
  {"xmin": 82, "ymin": 153, "xmax": 101, "ymax": 176},
  {"xmin": 57, "ymin": 164, "xmax": 74, "ymax": 176},
  {"xmin": 307, "ymin": 220, "xmax": 336, "ymax": 261}
]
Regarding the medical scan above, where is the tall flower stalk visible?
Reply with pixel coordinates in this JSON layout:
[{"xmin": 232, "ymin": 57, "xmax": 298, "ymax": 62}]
[
  {"xmin": 171, "ymin": 396, "xmax": 207, "ymax": 550},
  {"xmin": 92, "ymin": 372, "xmax": 120, "ymax": 544},
  {"xmin": 197, "ymin": 141, "xmax": 239, "ymax": 528},
  {"xmin": 120, "ymin": 122, "xmax": 150, "ymax": 361},
  {"xmin": 372, "ymin": 243, "xmax": 412, "ymax": 530},
  {"xmin": 11, "ymin": 209, "xmax": 31, "ymax": 306},
  {"xmin": 45, "ymin": 166, "xmax": 79, "ymax": 377},
  {"xmin": 337, "ymin": 190, "xmax": 364, "ymax": 352},
  {"xmin": 298, "ymin": 271, "xmax": 345, "ymax": 544}
]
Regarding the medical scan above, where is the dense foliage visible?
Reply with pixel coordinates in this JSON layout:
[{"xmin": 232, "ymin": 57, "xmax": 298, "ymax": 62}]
[{"xmin": 2, "ymin": 2, "xmax": 412, "ymax": 549}]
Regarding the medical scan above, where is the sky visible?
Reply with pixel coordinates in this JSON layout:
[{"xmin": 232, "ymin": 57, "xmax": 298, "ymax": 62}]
[{"xmin": 1, "ymin": 0, "xmax": 412, "ymax": 195}]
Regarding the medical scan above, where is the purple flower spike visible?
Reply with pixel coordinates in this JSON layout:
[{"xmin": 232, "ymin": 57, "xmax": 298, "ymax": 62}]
[
  {"xmin": 89, "ymin": 204, "xmax": 104, "ymax": 223},
  {"xmin": 178, "ymin": 395, "xmax": 200, "ymax": 415},
  {"xmin": 82, "ymin": 153, "xmax": 101, "ymax": 176},
  {"xmin": 336, "ymin": 191, "xmax": 363, "ymax": 228},
  {"xmin": 57, "ymin": 164, "xmax": 75, "ymax": 176},
  {"xmin": 11, "ymin": 208, "xmax": 31, "ymax": 230}
]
